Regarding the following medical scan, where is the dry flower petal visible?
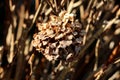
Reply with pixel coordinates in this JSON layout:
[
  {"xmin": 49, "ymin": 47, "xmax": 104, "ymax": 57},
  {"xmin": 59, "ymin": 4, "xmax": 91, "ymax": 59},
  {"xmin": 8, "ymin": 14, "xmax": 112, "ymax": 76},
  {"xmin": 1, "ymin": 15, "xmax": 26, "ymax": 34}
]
[
  {"xmin": 46, "ymin": 29, "xmax": 54, "ymax": 35},
  {"xmin": 66, "ymin": 53, "xmax": 73, "ymax": 60},
  {"xmin": 50, "ymin": 42, "xmax": 57, "ymax": 48},
  {"xmin": 67, "ymin": 34, "xmax": 74, "ymax": 40},
  {"xmin": 37, "ymin": 23, "xmax": 48, "ymax": 31},
  {"xmin": 32, "ymin": 40, "xmax": 39, "ymax": 47},
  {"xmin": 38, "ymin": 42, "xmax": 42, "ymax": 47},
  {"xmin": 59, "ymin": 40, "xmax": 72, "ymax": 48},
  {"xmin": 42, "ymin": 41, "xmax": 48, "ymax": 46},
  {"xmin": 55, "ymin": 33, "xmax": 64, "ymax": 40},
  {"xmin": 45, "ymin": 47, "xmax": 50, "ymax": 54}
]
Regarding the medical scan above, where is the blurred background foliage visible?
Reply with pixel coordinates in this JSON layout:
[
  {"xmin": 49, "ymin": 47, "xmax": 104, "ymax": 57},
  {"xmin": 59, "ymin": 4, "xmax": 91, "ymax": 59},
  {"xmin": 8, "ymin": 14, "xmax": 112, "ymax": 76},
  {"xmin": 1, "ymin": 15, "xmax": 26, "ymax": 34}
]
[{"xmin": 0, "ymin": 0, "xmax": 120, "ymax": 80}]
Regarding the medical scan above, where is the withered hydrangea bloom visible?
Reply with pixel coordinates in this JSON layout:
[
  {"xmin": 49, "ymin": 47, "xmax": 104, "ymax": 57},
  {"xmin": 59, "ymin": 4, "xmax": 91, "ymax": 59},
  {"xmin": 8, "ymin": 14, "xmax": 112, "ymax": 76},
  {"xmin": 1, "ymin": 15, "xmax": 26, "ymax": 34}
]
[{"xmin": 32, "ymin": 11, "xmax": 84, "ymax": 61}]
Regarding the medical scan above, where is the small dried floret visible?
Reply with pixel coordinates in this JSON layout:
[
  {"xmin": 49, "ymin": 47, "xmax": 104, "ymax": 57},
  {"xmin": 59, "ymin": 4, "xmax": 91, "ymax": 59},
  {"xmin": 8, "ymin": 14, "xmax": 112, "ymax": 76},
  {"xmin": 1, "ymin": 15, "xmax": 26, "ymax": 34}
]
[{"xmin": 32, "ymin": 11, "xmax": 84, "ymax": 61}]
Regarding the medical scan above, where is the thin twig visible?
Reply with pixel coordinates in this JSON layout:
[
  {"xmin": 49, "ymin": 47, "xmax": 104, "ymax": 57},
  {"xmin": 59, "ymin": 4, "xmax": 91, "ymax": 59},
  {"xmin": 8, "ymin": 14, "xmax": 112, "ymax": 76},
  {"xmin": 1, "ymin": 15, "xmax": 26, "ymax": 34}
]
[
  {"xmin": 67, "ymin": 0, "xmax": 74, "ymax": 13},
  {"xmin": 45, "ymin": 0, "xmax": 57, "ymax": 14},
  {"xmin": 100, "ymin": 62, "xmax": 120, "ymax": 80},
  {"xmin": 28, "ymin": 1, "xmax": 43, "ymax": 32},
  {"xmin": 94, "ymin": 39, "xmax": 100, "ymax": 71},
  {"xmin": 73, "ymin": 1, "xmax": 82, "ymax": 8},
  {"xmin": 14, "ymin": 5, "xmax": 25, "ymax": 80}
]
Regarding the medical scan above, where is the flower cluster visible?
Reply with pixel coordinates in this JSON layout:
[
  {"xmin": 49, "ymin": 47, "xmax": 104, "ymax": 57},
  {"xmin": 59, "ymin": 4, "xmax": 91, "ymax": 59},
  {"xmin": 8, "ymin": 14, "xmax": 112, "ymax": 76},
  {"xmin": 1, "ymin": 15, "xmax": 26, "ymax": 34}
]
[{"xmin": 32, "ymin": 11, "xmax": 84, "ymax": 61}]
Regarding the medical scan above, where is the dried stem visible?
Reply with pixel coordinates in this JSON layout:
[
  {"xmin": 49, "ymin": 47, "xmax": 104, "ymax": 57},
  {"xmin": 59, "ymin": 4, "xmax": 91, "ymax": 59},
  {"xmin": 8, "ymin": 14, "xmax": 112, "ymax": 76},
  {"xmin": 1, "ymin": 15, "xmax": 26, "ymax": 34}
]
[{"xmin": 28, "ymin": 0, "xmax": 43, "ymax": 32}]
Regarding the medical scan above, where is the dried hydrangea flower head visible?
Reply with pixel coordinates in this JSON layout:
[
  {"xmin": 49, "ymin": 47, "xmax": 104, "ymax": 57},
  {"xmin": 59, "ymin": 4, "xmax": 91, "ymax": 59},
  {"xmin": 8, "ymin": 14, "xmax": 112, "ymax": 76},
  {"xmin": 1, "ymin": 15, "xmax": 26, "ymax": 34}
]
[{"xmin": 32, "ymin": 11, "xmax": 84, "ymax": 61}]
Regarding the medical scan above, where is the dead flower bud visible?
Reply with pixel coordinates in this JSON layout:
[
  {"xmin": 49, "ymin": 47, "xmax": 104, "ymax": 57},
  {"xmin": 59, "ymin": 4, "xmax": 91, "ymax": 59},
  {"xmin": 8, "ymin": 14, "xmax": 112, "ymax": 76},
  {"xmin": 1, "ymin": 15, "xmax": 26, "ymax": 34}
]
[{"xmin": 32, "ymin": 11, "xmax": 84, "ymax": 61}]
